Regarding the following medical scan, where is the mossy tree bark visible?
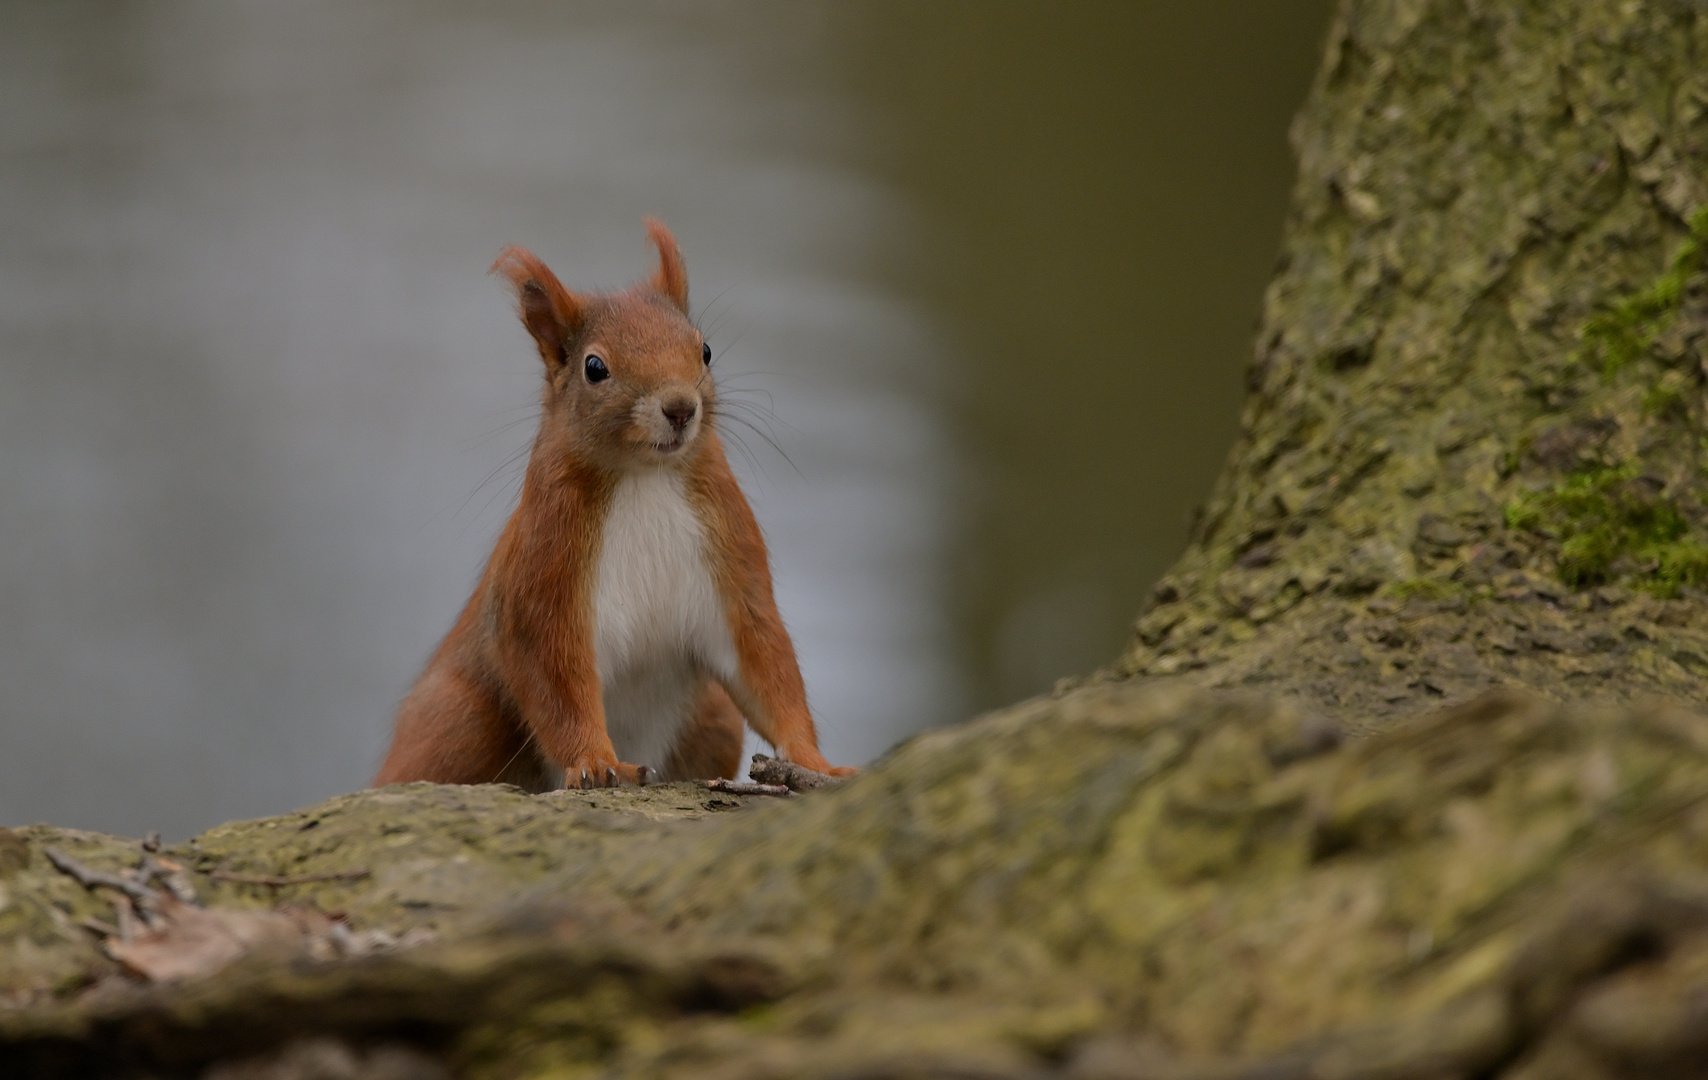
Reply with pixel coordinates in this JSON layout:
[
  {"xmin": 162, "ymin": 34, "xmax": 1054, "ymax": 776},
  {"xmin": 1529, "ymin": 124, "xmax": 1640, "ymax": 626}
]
[{"xmin": 1124, "ymin": 0, "xmax": 1708, "ymax": 726}]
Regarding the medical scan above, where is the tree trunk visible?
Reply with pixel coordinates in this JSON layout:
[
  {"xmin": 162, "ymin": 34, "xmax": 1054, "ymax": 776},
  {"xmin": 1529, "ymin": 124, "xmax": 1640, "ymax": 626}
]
[{"xmin": 1124, "ymin": 0, "xmax": 1708, "ymax": 727}]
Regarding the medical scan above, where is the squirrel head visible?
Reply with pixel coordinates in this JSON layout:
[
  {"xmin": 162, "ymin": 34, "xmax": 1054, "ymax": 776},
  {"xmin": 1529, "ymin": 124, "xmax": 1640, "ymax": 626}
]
[{"xmin": 491, "ymin": 219, "xmax": 714, "ymax": 473}]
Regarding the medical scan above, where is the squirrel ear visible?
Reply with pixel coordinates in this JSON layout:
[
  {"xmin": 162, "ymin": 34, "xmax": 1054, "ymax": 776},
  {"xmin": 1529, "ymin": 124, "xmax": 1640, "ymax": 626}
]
[
  {"xmin": 643, "ymin": 217, "xmax": 689, "ymax": 315},
  {"xmin": 490, "ymin": 246, "xmax": 583, "ymax": 367}
]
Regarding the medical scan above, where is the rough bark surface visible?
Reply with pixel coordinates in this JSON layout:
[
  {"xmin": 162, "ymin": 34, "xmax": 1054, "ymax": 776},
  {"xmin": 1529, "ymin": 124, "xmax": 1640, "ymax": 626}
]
[
  {"xmin": 1123, "ymin": 0, "xmax": 1708, "ymax": 727},
  {"xmin": 9, "ymin": 2, "xmax": 1708, "ymax": 1077},
  {"xmin": 9, "ymin": 687, "xmax": 1708, "ymax": 1079}
]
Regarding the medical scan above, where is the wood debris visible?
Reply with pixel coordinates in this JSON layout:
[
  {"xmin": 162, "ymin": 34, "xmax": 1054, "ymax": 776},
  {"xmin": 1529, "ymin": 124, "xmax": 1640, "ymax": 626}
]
[
  {"xmin": 748, "ymin": 754, "xmax": 844, "ymax": 792},
  {"xmin": 43, "ymin": 835, "xmax": 413, "ymax": 984},
  {"xmin": 703, "ymin": 779, "xmax": 792, "ymax": 797}
]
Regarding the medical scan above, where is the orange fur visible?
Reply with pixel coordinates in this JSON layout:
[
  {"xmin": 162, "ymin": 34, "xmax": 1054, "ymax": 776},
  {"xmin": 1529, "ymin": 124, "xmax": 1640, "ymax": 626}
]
[{"xmin": 374, "ymin": 221, "xmax": 850, "ymax": 789}]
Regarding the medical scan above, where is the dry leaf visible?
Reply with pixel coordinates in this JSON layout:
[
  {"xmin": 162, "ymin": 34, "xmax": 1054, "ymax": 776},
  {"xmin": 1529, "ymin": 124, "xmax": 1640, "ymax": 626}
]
[{"xmin": 105, "ymin": 897, "xmax": 325, "ymax": 982}]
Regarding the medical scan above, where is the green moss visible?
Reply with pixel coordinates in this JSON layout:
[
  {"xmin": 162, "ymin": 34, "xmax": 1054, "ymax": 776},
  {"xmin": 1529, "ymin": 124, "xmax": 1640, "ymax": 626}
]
[
  {"xmin": 1579, "ymin": 207, "xmax": 1708, "ymax": 380},
  {"xmin": 1505, "ymin": 464, "xmax": 1708, "ymax": 596},
  {"xmin": 736, "ymin": 1003, "xmax": 780, "ymax": 1030},
  {"xmin": 1382, "ymin": 578, "xmax": 1463, "ymax": 602},
  {"xmin": 1642, "ymin": 381, "xmax": 1687, "ymax": 419},
  {"xmin": 1655, "ymin": 540, "xmax": 1708, "ymax": 597},
  {"xmin": 1499, "ymin": 446, "xmax": 1523, "ymax": 478}
]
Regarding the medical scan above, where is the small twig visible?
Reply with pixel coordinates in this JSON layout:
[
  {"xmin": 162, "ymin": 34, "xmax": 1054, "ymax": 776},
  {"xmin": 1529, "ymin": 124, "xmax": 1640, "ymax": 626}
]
[
  {"xmin": 748, "ymin": 754, "xmax": 841, "ymax": 792},
  {"xmin": 141, "ymin": 831, "xmax": 161, "ymax": 853},
  {"xmin": 158, "ymin": 869, "xmax": 200, "ymax": 905},
  {"xmin": 209, "ymin": 869, "xmax": 371, "ymax": 888},
  {"xmin": 133, "ymin": 853, "xmax": 199, "ymax": 903},
  {"xmin": 704, "ymin": 778, "xmax": 792, "ymax": 797},
  {"xmin": 44, "ymin": 848, "xmax": 161, "ymax": 905}
]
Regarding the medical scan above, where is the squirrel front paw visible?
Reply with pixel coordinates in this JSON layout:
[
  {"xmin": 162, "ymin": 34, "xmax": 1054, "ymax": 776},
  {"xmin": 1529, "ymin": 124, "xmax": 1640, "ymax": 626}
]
[{"xmin": 563, "ymin": 759, "xmax": 650, "ymax": 788}]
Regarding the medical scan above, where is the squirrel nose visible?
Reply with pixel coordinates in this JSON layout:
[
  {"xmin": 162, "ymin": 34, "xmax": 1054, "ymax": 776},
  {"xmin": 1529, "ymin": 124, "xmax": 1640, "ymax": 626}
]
[{"xmin": 661, "ymin": 397, "xmax": 699, "ymax": 433}]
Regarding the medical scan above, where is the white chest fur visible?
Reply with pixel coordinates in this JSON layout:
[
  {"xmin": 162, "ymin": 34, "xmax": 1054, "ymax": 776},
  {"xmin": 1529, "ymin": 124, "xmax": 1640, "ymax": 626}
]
[{"xmin": 591, "ymin": 469, "xmax": 737, "ymax": 767}]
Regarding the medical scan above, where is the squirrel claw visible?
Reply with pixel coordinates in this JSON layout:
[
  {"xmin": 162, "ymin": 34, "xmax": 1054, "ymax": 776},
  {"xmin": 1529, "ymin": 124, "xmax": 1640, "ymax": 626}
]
[
  {"xmin": 637, "ymin": 765, "xmax": 651, "ymax": 787},
  {"xmin": 564, "ymin": 759, "xmax": 645, "ymax": 788}
]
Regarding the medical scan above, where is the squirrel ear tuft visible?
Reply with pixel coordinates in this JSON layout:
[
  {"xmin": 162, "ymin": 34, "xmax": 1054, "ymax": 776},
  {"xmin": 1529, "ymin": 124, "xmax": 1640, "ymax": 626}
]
[
  {"xmin": 490, "ymin": 246, "xmax": 583, "ymax": 367},
  {"xmin": 643, "ymin": 217, "xmax": 689, "ymax": 315}
]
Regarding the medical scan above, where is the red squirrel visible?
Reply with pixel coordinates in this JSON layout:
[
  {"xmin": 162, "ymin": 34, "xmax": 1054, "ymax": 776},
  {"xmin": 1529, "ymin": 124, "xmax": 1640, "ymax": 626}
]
[{"xmin": 374, "ymin": 220, "xmax": 853, "ymax": 789}]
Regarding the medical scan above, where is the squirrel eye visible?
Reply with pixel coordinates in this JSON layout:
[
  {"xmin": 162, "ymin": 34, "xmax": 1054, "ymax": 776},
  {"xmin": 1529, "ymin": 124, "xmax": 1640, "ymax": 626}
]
[
  {"xmin": 701, "ymin": 342, "xmax": 712, "ymax": 366},
  {"xmin": 583, "ymin": 354, "xmax": 610, "ymax": 383}
]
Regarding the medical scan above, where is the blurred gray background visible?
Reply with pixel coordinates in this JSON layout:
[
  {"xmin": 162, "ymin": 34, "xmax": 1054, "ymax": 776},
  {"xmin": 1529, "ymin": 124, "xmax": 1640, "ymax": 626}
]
[{"xmin": 0, "ymin": 1, "xmax": 1331, "ymax": 837}]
